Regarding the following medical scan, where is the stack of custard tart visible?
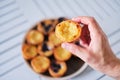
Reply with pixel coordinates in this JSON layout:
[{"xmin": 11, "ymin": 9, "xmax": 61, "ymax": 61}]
[{"xmin": 22, "ymin": 17, "xmax": 85, "ymax": 78}]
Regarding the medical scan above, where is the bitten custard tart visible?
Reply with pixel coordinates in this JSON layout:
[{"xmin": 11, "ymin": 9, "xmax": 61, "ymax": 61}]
[
  {"xmin": 49, "ymin": 60, "xmax": 67, "ymax": 77},
  {"xmin": 22, "ymin": 44, "xmax": 37, "ymax": 60},
  {"xmin": 55, "ymin": 20, "xmax": 82, "ymax": 42},
  {"xmin": 26, "ymin": 30, "xmax": 44, "ymax": 45},
  {"xmin": 54, "ymin": 45, "xmax": 72, "ymax": 61},
  {"xmin": 31, "ymin": 56, "xmax": 50, "ymax": 73}
]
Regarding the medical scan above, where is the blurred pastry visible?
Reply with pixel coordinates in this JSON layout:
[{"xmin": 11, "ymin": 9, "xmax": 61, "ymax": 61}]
[
  {"xmin": 37, "ymin": 19, "xmax": 56, "ymax": 34},
  {"xmin": 49, "ymin": 32, "xmax": 62, "ymax": 46},
  {"xmin": 31, "ymin": 56, "xmax": 50, "ymax": 73},
  {"xmin": 57, "ymin": 17, "xmax": 67, "ymax": 23},
  {"xmin": 55, "ymin": 20, "xmax": 81, "ymax": 42},
  {"xmin": 26, "ymin": 30, "xmax": 44, "ymax": 45},
  {"xmin": 37, "ymin": 42, "xmax": 53, "ymax": 57},
  {"xmin": 22, "ymin": 44, "xmax": 37, "ymax": 60},
  {"xmin": 54, "ymin": 46, "xmax": 72, "ymax": 61},
  {"xmin": 37, "ymin": 23, "xmax": 45, "ymax": 34},
  {"xmin": 49, "ymin": 60, "xmax": 67, "ymax": 77}
]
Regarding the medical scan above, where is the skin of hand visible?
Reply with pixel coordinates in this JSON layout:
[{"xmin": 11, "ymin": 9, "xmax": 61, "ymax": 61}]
[{"xmin": 61, "ymin": 16, "xmax": 120, "ymax": 80}]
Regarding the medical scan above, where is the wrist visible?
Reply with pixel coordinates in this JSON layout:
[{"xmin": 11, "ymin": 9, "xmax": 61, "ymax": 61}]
[
  {"xmin": 106, "ymin": 58, "xmax": 120, "ymax": 80},
  {"xmin": 112, "ymin": 58, "xmax": 120, "ymax": 80}
]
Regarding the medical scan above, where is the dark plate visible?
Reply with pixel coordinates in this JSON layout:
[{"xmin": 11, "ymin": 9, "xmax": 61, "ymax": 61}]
[{"xmin": 22, "ymin": 17, "xmax": 87, "ymax": 79}]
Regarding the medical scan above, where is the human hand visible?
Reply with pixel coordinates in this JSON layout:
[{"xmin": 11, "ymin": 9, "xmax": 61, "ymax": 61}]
[{"xmin": 62, "ymin": 16, "xmax": 120, "ymax": 80}]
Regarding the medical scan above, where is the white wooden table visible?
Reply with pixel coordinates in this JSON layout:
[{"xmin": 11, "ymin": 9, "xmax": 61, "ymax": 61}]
[{"xmin": 0, "ymin": 0, "xmax": 120, "ymax": 80}]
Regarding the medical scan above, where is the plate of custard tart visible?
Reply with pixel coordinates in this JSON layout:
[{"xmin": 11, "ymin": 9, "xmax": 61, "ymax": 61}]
[{"xmin": 22, "ymin": 17, "xmax": 87, "ymax": 80}]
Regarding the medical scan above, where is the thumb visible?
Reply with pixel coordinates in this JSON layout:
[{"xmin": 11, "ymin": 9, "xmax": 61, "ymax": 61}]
[{"xmin": 61, "ymin": 42, "xmax": 87, "ymax": 60}]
